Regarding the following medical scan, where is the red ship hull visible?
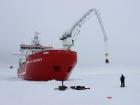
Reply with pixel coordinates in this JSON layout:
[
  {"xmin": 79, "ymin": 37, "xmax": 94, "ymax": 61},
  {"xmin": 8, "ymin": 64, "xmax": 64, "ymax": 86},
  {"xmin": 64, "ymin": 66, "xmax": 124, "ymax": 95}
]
[{"xmin": 17, "ymin": 50, "xmax": 77, "ymax": 81}]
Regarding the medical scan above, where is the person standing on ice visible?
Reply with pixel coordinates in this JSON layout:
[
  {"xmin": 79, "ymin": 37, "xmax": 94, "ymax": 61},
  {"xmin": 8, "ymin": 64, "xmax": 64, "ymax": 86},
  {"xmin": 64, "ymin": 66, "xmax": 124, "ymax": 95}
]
[{"xmin": 120, "ymin": 74, "xmax": 125, "ymax": 87}]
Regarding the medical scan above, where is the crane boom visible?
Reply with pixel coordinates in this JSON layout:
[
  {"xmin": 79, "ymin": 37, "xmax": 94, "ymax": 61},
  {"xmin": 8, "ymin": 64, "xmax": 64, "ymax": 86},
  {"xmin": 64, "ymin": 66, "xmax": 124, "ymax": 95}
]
[
  {"xmin": 70, "ymin": 9, "xmax": 94, "ymax": 35},
  {"xmin": 60, "ymin": 8, "xmax": 109, "ymax": 63}
]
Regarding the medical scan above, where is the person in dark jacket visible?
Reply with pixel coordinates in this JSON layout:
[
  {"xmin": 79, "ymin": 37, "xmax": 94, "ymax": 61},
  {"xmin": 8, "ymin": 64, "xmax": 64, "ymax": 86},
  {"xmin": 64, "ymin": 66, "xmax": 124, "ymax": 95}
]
[{"xmin": 120, "ymin": 74, "xmax": 125, "ymax": 87}]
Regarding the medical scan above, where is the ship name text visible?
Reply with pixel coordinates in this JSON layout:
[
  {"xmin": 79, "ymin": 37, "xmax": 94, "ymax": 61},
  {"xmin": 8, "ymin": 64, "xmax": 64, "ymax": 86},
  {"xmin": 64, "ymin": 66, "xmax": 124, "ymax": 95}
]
[{"xmin": 27, "ymin": 58, "xmax": 43, "ymax": 64}]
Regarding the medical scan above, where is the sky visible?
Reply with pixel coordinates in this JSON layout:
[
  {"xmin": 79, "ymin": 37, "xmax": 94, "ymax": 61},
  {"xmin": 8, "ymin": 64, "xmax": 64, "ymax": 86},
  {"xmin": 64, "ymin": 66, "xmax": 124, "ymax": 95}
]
[{"xmin": 0, "ymin": 0, "xmax": 140, "ymax": 68}]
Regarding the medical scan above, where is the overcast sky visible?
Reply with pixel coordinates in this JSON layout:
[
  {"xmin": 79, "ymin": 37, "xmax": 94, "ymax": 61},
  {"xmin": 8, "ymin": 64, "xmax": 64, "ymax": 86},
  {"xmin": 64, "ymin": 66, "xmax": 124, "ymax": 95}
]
[{"xmin": 0, "ymin": 0, "xmax": 140, "ymax": 68}]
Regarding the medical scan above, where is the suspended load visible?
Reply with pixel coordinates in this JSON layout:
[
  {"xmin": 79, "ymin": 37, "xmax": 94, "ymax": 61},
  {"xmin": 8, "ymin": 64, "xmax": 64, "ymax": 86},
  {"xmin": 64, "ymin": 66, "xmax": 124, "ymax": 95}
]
[{"xmin": 105, "ymin": 53, "xmax": 109, "ymax": 63}]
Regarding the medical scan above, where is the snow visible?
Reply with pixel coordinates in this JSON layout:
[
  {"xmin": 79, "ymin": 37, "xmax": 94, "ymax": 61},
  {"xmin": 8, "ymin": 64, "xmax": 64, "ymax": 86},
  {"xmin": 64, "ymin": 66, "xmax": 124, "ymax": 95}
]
[{"xmin": 0, "ymin": 66, "xmax": 140, "ymax": 105}]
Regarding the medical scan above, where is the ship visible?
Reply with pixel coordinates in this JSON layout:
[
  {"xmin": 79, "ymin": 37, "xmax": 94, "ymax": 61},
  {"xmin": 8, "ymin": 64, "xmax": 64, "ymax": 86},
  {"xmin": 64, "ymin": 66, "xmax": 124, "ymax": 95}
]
[
  {"xmin": 17, "ymin": 8, "xmax": 109, "ymax": 81},
  {"xmin": 17, "ymin": 32, "xmax": 77, "ymax": 81}
]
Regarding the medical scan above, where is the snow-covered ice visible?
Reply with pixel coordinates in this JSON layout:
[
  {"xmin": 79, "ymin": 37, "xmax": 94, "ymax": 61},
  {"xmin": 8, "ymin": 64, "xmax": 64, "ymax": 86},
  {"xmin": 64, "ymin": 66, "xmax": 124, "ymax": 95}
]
[{"xmin": 0, "ymin": 66, "xmax": 140, "ymax": 105}]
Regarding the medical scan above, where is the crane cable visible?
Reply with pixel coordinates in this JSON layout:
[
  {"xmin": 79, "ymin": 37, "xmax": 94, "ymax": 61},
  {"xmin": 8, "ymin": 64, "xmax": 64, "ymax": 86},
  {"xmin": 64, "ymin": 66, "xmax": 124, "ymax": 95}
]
[{"xmin": 95, "ymin": 10, "xmax": 109, "ymax": 63}]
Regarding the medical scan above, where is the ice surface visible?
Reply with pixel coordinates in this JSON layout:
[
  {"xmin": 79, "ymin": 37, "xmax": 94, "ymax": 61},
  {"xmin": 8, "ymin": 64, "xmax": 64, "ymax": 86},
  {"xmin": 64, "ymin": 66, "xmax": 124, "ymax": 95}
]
[{"xmin": 0, "ymin": 66, "xmax": 140, "ymax": 105}]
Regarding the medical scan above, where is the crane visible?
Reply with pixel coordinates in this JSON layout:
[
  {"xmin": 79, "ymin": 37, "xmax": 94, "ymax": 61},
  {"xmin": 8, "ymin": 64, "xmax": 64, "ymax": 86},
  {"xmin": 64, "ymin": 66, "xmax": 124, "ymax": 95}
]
[{"xmin": 60, "ymin": 8, "xmax": 109, "ymax": 63}]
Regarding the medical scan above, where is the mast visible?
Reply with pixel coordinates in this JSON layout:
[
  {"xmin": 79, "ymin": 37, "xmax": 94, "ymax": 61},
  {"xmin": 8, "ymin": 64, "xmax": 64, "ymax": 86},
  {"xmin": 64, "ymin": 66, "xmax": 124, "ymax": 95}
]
[{"xmin": 32, "ymin": 31, "xmax": 40, "ymax": 45}]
